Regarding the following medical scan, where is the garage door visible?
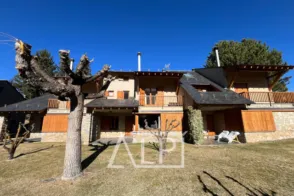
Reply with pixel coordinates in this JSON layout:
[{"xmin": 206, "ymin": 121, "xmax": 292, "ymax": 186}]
[
  {"xmin": 241, "ymin": 110, "xmax": 276, "ymax": 132},
  {"xmin": 42, "ymin": 114, "xmax": 68, "ymax": 132}
]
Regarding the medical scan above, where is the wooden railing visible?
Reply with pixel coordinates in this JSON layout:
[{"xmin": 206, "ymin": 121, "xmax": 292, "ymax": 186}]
[
  {"xmin": 139, "ymin": 96, "xmax": 183, "ymax": 106},
  {"xmin": 48, "ymin": 99, "xmax": 70, "ymax": 109},
  {"xmin": 239, "ymin": 92, "xmax": 294, "ymax": 104}
]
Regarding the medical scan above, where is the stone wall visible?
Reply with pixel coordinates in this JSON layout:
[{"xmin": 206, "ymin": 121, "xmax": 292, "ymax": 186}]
[
  {"xmin": 132, "ymin": 131, "xmax": 182, "ymax": 143},
  {"xmin": 246, "ymin": 103, "xmax": 294, "ymax": 109},
  {"xmin": 0, "ymin": 116, "xmax": 4, "ymax": 132},
  {"xmin": 30, "ymin": 132, "xmax": 67, "ymax": 142},
  {"xmin": 81, "ymin": 112, "xmax": 92, "ymax": 145},
  {"xmin": 245, "ymin": 112, "xmax": 294, "ymax": 142}
]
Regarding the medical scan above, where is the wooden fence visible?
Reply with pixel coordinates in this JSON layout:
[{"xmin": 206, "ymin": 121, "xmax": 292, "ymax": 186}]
[{"xmin": 239, "ymin": 92, "xmax": 294, "ymax": 103}]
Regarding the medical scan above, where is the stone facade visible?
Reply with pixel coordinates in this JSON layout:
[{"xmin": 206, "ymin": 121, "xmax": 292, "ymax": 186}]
[
  {"xmin": 0, "ymin": 116, "xmax": 4, "ymax": 132},
  {"xmin": 81, "ymin": 111, "xmax": 92, "ymax": 145},
  {"xmin": 246, "ymin": 103, "xmax": 294, "ymax": 109},
  {"xmin": 245, "ymin": 112, "xmax": 294, "ymax": 142},
  {"xmin": 132, "ymin": 131, "xmax": 183, "ymax": 143},
  {"xmin": 30, "ymin": 132, "xmax": 67, "ymax": 142}
]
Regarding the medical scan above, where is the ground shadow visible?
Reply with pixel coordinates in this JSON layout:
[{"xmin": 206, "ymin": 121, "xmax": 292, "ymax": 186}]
[
  {"xmin": 203, "ymin": 171, "xmax": 234, "ymax": 196},
  {"xmin": 198, "ymin": 171, "xmax": 277, "ymax": 196},
  {"xmin": 14, "ymin": 145, "xmax": 54, "ymax": 159},
  {"xmin": 145, "ymin": 142, "xmax": 160, "ymax": 151},
  {"xmin": 225, "ymin": 176, "xmax": 277, "ymax": 196},
  {"xmin": 197, "ymin": 175, "xmax": 218, "ymax": 196},
  {"xmin": 82, "ymin": 143, "xmax": 110, "ymax": 170}
]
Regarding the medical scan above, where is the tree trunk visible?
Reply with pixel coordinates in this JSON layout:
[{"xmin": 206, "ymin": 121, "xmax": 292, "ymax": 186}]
[
  {"xmin": 8, "ymin": 148, "xmax": 15, "ymax": 160},
  {"xmin": 62, "ymin": 92, "xmax": 84, "ymax": 180}
]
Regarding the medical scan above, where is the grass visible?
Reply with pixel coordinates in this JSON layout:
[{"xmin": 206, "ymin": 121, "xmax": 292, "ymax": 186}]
[{"xmin": 0, "ymin": 139, "xmax": 294, "ymax": 196}]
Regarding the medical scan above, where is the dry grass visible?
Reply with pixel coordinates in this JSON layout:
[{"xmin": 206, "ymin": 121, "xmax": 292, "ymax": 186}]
[{"xmin": 0, "ymin": 139, "xmax": 294, "ymax": 196}]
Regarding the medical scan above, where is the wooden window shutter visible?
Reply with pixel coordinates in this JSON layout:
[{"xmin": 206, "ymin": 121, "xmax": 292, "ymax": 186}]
[
  {"xmin": 156, "ymin": 87, "xmax": 164, "ymax": 106},
  {"xmin": 104, "ymin": 91, "xmax": 109, "ymax": 97},
  {"xmin": 117, "ymin": 91, "xmax": 124, "ymax": 99},
  {"xmin": 139, "ymin": 88, "xmax": 145, "ymax": 105}
]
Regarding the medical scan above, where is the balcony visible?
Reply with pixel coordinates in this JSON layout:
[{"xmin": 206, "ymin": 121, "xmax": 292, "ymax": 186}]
[
  {"xmin": 139, "ymin": 96, "xmax": 183, "ymax": 107},
  {"xmin": 239, "ymin": 92, "xmax": 294, "ymax": 104},
  {"xmin": 48, "ymin": 99, "xmax": 70, "ymax": 109}
]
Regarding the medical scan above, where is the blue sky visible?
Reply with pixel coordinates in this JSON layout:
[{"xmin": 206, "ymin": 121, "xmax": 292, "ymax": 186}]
[{"xmin": 0, "ymin": 0, "xmax": 294, "ymax": 90}]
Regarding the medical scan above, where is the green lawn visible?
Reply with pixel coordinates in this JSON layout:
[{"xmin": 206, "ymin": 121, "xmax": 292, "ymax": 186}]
[{"xmin": 0, "ymin": 139, "xmax": 294, "ymax": 196}]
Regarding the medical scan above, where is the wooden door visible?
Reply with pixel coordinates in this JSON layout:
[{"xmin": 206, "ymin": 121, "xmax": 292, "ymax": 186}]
[
  {"xmin": 125, "ymin": 116, "xmax": 134, "ymax": 136},
  {"xmin": 206, "ymin": 115, "xmax": 215, "ymax": 136}
]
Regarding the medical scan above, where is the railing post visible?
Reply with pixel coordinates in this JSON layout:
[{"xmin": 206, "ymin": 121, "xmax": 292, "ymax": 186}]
[{"xmin": 267, "ymin": 92, "xmax": 272, "ymax": 106}]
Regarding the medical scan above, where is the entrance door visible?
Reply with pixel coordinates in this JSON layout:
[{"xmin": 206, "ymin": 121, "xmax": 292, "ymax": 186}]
[
  {"xmin": 125, "ymin": 116, "xmax": 134, "ymax": 136},
  {"xmin": 206, "ymin": 115, "xmax": 215, "ymax": 136}
]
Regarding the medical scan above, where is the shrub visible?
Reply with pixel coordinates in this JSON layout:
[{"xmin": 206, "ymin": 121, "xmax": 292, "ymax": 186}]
[{"xmin": 185, "ymin": 106, "xmax": 204, "ymax": 144}]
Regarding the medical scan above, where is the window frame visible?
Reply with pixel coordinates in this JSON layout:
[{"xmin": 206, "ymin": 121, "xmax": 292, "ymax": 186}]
[
  {"xmin": 123, "ymin": 91, "xmax": 129, "ymax": 99},
  {"xmin": 108, "ymin": 90, "xmax": 114, "ymax": 97}
]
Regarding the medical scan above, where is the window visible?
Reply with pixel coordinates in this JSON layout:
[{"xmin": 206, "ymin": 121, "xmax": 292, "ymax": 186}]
[
  {"xmin": 139, "ymin": 114, "xmax": 160, "ymax": 130},
  {"xmin": 101, "ymin": 116, "xmax": 119, "ymax": 130},
  {"xmin": 145, "ymin": 88, "xmax": 157, "ymax": 104},
  {"xmin": 108, "ymin": 91, "xmax": 114, "ymax": 97},
  {"xmin": 123, "ymin": 91, "xmax": 129, "ymax": 99},
  {"xmin": 110, "ymin": 116, "xmax": 119, "ymax": 130},
  {"xmin": 193, "ymin": 85, "xmax": 220, "ymax": 92}
]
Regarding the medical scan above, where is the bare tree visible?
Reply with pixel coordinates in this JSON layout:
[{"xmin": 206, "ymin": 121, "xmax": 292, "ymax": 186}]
[
  {"xmin": 3, "ymin": 122, "xmax": 33, "ymax": 160},
  {"xmin": 144, "ymin": 119, "xmax": 179, "ymax": 162},
  {"xmin": 14, "ymin": 40, "xmax": 113, "ymax": 180}
]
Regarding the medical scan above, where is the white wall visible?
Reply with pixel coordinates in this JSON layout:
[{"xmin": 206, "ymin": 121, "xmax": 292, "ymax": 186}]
[
  {"xmin": 228, "ymin": 71, "xmax": 269, "ymax": 92},
  {"xmin": 106, "ymin": 78, "xmax": 135, "ymax": 99}
]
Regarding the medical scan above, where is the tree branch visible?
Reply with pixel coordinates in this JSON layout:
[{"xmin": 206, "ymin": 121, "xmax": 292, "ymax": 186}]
[
  {"xmin": 15, "ymin": 40, "xmax": 76, "ymax": 98},
  {"xmin": 85, "ymin": 64, "xmax": 110, "ymax": 83},
  {"xmin": 75, "ymin": 54, "xmax": 90, "ymax": 77},
  {"xmin": 59, "ymin": 50, "xmax": 79, "ymax": 80}
]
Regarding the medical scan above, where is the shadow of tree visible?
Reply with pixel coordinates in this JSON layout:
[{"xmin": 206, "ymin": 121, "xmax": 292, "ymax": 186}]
[
  {"xmin": 145, "ymin": 142, "xmax": 160, "ymax": 151},
  {"xmin": 197, "ymin": 175, "xmax": 218, "ymax": 196},
  {"xmin": 197, "ymin": 171, "xmax": 277, "ymax": 196},
  {"xmin": 203, "ymin": 171, "xmax": 234, "ymax": 196},
  {"xmin": 82, "ymin": 143, "xmax": 110, "ymax": 170},
  {"xmin": 14, "ymin": 145, "xmax": 54, "ymax": 159}
]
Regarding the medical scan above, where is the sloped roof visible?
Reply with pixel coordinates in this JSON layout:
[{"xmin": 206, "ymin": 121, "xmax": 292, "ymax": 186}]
[
  {"xmin": 0, "ymin": 94, "xmax": 56, "ymax": 113},
  {"xmin": 180, "ymin": 72, "xmax": 254, "ymax": 105},
  {"xmin": 0, "ymin": 80, "xmax": 24, "ymax": 107},
  {"xmin": 193, "ymin": 67, "xmax": 228, "ymax": 88},
  {"xmin": 86, "ymin": 98, "xmax": 139, "ymax": 108}
]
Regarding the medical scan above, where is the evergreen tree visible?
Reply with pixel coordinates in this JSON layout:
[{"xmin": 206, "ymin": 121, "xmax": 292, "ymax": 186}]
[
  {"xmin": 205, "ymin": 39, "xmax": 290, "ymax": 91},
  {"xmin": 12, "ymin": 49, "xmax": 57, "ymax": 98}
]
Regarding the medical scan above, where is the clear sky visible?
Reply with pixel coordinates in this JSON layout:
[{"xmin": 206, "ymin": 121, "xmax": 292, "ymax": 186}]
[{"xmin": 0, "ymin": 0, "xmax": 293, "ymax": 90}]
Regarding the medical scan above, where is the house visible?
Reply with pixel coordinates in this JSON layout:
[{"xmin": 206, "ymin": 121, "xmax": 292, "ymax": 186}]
[
  {"xmin": 188, "ymin": 65, "xmax": 294, "ymax": 142},
  {"xmin": 0, "ymin": 80, "xmax": 25, "ymax": 136},
  {"xmin": 1, "ymin": 63, "xmax": 294, "ymax": 144}
]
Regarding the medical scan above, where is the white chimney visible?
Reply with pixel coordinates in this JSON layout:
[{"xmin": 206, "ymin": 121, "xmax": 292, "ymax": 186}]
[
  {"xmin": 137, "ymin": 52, "xmax": 141, "ymax": 71},
  {"xmin": 214, "ymin": 47, "xmax": 221, "ymax": 67},
  {"xmin": 70, "ymin": 58, "xmax": 74, "ymax": 70}
]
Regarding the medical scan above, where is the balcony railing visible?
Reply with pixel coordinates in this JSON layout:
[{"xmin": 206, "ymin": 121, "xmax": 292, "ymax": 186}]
[
  {"xmin": 239, "ymin": 92, "xmax": 294, "ymax": 104},
  {"xmin": 48, "ymin": 99, "xmax": 70, "ymax": 109},
  {"xmin": 139, "ymin": 95, "xmax": 183, "ymax": 106}
]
